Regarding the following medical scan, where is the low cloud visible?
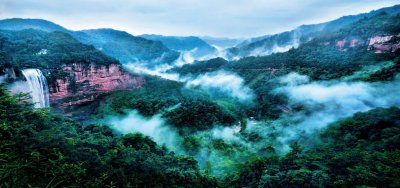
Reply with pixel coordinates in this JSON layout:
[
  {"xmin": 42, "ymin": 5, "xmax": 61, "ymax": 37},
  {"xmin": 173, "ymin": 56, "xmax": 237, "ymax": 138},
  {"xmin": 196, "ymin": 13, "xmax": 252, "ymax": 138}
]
[
  {"xmin": 124, "ymin": 63, "xmax": 181, "ymax": 81},
  {"xmin": 105, "ymin": 72, "xmax": 400, "ymax": 175},
  {"xmin": 185, "ymin": 70, "xmax": 255, "ymax": 102},
  {"xmin": 105, "ymin": 108, "xmax": 246, "ymax": 176},
  {"xmin": 270, "ymin": 72, "xmax": 400, "ymax": 151},
  {"xmin": 108, "ymin": 110, "xmax": 180, "ymax": 150},
  {"xmin": 124, "ymin": 60, "xmax": 255, "ymax": 102}
]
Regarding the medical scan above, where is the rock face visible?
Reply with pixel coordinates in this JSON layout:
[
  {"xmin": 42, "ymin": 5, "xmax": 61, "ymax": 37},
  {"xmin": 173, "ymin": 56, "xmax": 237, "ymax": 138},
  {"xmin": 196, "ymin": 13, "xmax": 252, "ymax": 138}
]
[
  {"xmin": 335, "ymin": 38, "xmax": 361, "ymax": 51},
  {"xmin": 368, "ymin": 35, "xmax": 400, "ymax": 53},
  {"xmin": 328, "ymin": 34, "xmax": 400, "ymax": 52},
  {"xmin": 49, "ymin": 63, "xmax": 144, "ymax": 107}
]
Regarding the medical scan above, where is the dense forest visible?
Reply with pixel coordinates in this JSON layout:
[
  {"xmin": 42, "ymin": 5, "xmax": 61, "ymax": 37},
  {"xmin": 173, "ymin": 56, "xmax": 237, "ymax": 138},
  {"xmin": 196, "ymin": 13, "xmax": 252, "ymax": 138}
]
[
  {"xmin": 0, "ymin": 84, "xmax": 218, "ymax": 187},
  {"xmin": 1, "ymin": 83, "xmax": 399, "ymax": 187}
]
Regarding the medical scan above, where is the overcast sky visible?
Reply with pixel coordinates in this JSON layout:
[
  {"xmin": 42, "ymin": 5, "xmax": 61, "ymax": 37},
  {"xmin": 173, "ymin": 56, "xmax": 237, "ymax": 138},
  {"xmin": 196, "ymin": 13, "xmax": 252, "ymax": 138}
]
[{"xmin": 0, "ymin": 0, "xmax": 399, "ymax": 38}]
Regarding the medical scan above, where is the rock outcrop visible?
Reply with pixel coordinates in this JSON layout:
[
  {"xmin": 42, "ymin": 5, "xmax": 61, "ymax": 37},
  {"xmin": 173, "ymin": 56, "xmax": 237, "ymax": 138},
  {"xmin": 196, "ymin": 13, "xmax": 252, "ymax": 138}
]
[
  {"xmin": 327, "ymin": 34, "xmax": 400, "ymax": 53},
  {"xmin": 49, "ymin": 63, "xmax": 144, "ymax": 107},
  {"xmin": 335, "ymin": 38, "xmax": 361, "ymax": 51},
  {"xmin": 367, "ymin": 35, "xmax": 400, "ymax": 53}
]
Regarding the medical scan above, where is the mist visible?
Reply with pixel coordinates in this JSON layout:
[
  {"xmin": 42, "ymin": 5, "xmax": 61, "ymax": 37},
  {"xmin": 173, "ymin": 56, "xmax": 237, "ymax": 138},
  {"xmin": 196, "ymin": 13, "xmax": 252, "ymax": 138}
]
[
  {"xmin": 107, "ymin": 110, "xmax": 180, "ymax": 151},
  {"xmin": 0, "ymin": 75, "xmax": 30, "ymax": 94},
  {"xmin": 104, "ymin": 72, "xmax": 400, "ymax": 176},
  {"xmin": 248, "ymin": 33, "xmax": 300, "ymax": 57},
  {"xmin": 269, "ymin": 72, "xmax": 400, "ymax": 151},
  {"xmin": 124, "ymin": 57, "xmax": 256, "ymax": 102},
  {"xmin": 105, "ymin": 108, "xmax": 247, "ymax": 176},
  {"xmin": 123, "ymin": 50, "xmax": 200, "ymax": 81},
  {"xmin": 185, "ymin": 70, "xmax": 255, "ymax": 102},
  {"xmin": 124, "ymin": 63, "xmax": 181, "ymax": 81}
]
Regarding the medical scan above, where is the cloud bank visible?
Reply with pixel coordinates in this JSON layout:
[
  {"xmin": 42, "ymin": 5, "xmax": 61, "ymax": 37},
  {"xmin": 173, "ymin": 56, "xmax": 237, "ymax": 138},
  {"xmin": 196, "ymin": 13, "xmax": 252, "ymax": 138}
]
[
  {"xmin": 185, "ymin": 70, "xmax": 255, "ymax": 102},
  {"xmin": 108, "ymin": 110, "xmax": 180, "ymax": 150},
  {"xmin": 105, "ymin": 72, "xmax": 400, "ymax": 175},
  {"xmin": 269, "ymin": 72, "xmax": 400, "ymax": 151}
]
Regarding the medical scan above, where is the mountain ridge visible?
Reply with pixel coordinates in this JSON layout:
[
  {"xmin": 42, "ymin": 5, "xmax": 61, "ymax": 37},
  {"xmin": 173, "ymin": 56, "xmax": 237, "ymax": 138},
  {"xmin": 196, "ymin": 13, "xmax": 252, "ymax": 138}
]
[
  {"xmin": 139, "ymin": 34, "xmax": 217, "ymax": 59},
  {"xmin": 228, "ymin": 4, "xmax": 400, "ymax": 58},
  {"xmin": 0, "ymin": 18, "xmax": 180, "ymax": 66}
]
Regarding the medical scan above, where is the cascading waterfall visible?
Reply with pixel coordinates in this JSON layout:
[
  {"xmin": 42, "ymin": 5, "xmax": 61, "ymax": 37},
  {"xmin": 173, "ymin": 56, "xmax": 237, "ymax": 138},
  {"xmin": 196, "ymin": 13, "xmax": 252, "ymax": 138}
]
[{"xmin": 21, "ymin": 69, "xmax": 50, "ymax": 108}]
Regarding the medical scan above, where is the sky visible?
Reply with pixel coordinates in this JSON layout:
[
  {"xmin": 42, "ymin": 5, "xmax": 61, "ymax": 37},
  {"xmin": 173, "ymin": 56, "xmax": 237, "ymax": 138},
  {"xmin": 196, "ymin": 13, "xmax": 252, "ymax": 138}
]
[{"xmin": 0, "ymin": 0, "xmax": 399, "ymax": 38}]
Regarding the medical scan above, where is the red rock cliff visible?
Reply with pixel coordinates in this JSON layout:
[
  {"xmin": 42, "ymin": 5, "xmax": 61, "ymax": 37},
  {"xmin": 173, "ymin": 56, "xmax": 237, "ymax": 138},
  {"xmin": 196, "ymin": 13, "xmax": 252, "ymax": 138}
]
[
  {"xmin": 367, "ymin": 34, "xmax": 400, "ymax": 53},
  {"xmin": 322, "ymin": 34, "xmax": 400, "ymax": 53},
  {"xmin": 49, "ymin": 63, "xmax": 144, "ymax": 107}
]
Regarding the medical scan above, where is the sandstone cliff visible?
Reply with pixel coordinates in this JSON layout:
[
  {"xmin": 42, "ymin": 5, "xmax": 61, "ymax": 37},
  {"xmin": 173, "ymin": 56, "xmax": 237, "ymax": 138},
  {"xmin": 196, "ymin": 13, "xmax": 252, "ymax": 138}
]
[
  {"xmin": 49, "ymin": 63, "xmax": 144, "ymax": 107},
  {"xmin": 323, "ymin": 34, "xmax": 400, "ymax": 53},
  {"xmin": 367, "ymin": 35, "xmax": 400, "ymax": 53}
]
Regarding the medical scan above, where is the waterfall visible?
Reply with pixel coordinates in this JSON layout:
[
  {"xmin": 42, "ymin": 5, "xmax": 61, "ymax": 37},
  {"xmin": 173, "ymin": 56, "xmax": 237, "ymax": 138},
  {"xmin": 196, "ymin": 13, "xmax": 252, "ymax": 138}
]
[{"xmin": 21, "ymin": 69, "xmax": 50, "ymax": 108}]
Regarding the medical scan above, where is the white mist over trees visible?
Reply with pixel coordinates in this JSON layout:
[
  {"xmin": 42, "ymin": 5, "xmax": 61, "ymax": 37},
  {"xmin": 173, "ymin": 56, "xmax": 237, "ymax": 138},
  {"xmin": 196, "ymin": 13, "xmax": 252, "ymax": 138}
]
[
  {"xmin": 185, "ymin": 70, "xmax": 255, "ymax": 102},
  {"xmin": 104, "ymin": 71, "xmax": 400, "ymax": 176},
  {"xmin": 271, "ymin": 72, "xmax": 400, "ymax": 151}
]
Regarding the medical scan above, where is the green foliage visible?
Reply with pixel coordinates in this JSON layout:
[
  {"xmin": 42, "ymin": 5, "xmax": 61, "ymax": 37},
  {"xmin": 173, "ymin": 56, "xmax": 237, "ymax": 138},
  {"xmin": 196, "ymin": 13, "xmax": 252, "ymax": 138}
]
[
  {"xmin": 163, "ymin": 98, "xmax": 237, "ymax": 130},
  {"xmin": 0, "ymin": 29, "xmax": 118, "ymax": 69},
  {"xmin": 171, "ymin": 57, "xmax": 228, "ymax": 75},
  {"xmin": 0, "ymin": 84, "xmax": 217, "ymax": 187},
  {"xmin": 182, "ymin": 136, "xmax": 201, "ymax": 155},
  {"xmin": 227, "ymin": 107, "xmax": 400, "ymax": 187},
  {"xmin": 332, "ymin": 13, "xmax": 400, "ymax": 39},
  {"xmin": 74, "ymin": 76, "xmax": 245, "ymax": 130}
]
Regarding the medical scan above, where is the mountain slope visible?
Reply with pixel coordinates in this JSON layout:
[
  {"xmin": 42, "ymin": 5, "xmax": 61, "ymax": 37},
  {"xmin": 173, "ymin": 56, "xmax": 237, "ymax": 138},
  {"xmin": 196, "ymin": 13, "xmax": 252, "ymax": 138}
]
[
  {"xmin": 199, "ymin": 36, "xmax": 244, "ymax": 49},
  {"xmin": 140, "ymin": 34, "xmax": 217, "ymax": 58},
  {"xmin": 172, "ymin": 13, "xmax": 400, "ymax": 120},
  {"xmin": 76, "ymin": 29, "xmax": 179, "ymax": 66},
  {"xmin": 0, "ymin": 19, "xmax": 180, "ymax": 66},
  {"xmin": 228, "ymin": 4, "xmax": 400, "ymax": 58},
  {"xmin": 0, "ymin": 18, "xmax": 69, "ymax": 33},
  {"xmin": 0, "ymin": 29, "xmax": 117, "ymax": 69},
  {"xmin": 0, "ymin": 29, "xmax": 144, "ymax": 110}
]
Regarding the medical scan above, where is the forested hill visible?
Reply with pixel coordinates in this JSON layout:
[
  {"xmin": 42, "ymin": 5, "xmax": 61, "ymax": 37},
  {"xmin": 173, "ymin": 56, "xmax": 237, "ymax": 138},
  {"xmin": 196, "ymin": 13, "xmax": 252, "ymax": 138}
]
[
  {"xmin": 227, "ymin": 4, "xmax": 400, "ymax": 58},
  {"xmin": 0, "ymin": 18, "xmax": 69, "ymax": 33},
  {"xmin": 74, "ymin": 29, "xmax": 179, "ymax": 66},
  {"xmin": 0, "ymin": 29, "xmax": 117, "ymax": 69},
  {"xmin": 175, "ymin": 12, "xmax": 400, "ymax": 81},
  {"xmin": 228, "ymin": 107, "xmax": 400, "ymax": 187},
  {"xmin": 140, "ymin": 34, "xmax": 217, "ymax": 58},
  {"xmin": 0, "ymin": 18, "xmax": 180, "ymax": 65},
  {"xmin": 171, "ymin": 12, "xmax": 400, "ymax": 120}
]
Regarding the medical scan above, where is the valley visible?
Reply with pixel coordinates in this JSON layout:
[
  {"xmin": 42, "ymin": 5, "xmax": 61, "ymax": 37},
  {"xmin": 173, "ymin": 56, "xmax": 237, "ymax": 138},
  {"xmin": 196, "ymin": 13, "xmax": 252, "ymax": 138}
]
[{"xmin": 0, "ymin": 3, "xmax": 400, "ymax": 187}]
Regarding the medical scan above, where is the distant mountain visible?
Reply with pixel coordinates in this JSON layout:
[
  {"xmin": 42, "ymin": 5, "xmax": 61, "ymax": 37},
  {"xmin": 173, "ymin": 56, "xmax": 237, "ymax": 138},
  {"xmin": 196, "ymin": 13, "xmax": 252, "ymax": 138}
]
[
  {"xmin": 0, "ymin": 18, "xmax": 179, "ymax": 66},
  {"xmin": 76, "ymin": 30, "xmax": 179, "ymax": 66},
  {"xmin": 0, "ymin": 29, "xmax": 117, "ymax": 69},
  {"xmin": 174, "ymin": 12, "xmax": 400, "ymax": 80},
  {"xmin": 228, "ymin": 4, "xmax": 400, "ymax": 58},
  {"xmin": 140, "ymin": 34, "xmax": 217, "ymax": 58},
  {"xmin": 199, "ymin": 36, "xmax": 244, "ymax": 49},
  {"xmin": 0, "ymin": 18, "xmax": 69, "ymax": 33}
]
